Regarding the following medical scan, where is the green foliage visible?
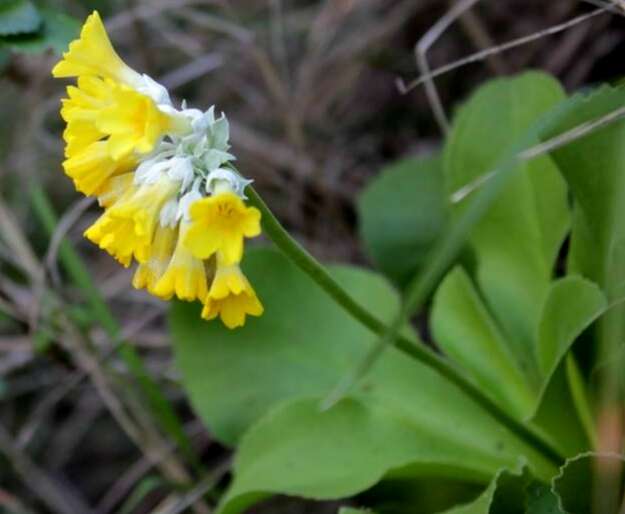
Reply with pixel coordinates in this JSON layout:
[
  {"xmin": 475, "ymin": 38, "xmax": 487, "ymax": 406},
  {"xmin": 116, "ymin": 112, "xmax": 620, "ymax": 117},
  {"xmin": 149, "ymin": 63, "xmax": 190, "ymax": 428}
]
[
  {"xmin": 442, "ymin": 72, "xmax": 569, "ymax": 384},
  {"xmin": 439, "ymin": 464, "xmax": 531, "ymax": 514},
  {"xmin": 545, "ymin": 86, "xmax": 625, "ymax": 289},
  {"xmin": 0, "ymin": 0, "xmax": 41, "ymax": 36},
  {"xmin": 358, "ymin": 154, "xmax": 448, "ymax": 285},
  {"xmin": 0, "ymin": 5, "xmax": 79, "ymax": 54},
  {"xmin": 171, "ymin": 72, "xmax": 625, "ymax": 513},
  {"xmin": 553, "ymin": 453, "xmax": 625, "ymax": 514},
  {"xmin": 172, "ymin": 249, "xmax": 557, "ymax": 514}
]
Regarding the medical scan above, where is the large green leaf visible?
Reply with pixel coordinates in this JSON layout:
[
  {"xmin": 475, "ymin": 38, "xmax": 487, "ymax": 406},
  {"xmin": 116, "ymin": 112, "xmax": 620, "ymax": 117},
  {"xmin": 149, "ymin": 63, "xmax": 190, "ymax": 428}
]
[
  {"xmin": 431, "ymin": 267, "xmax": 534, "ymax": 418},
  {"xmin": 528, "ymin": 276, "xmax": 606, "ymax": 453},
  {"xmin": 171, "ymin": 249, "xmax": 557, "ymax": 514},
  {"xmin": 432, "ymin": 270, "xmax": 605, "ymax": 442},
  {"xmin": 357, "ymin": 154, "xmax": 448, "ymax": 285},
  {"xmin": 545, "ymin": 84, "xmax": 625, "ymax": 419},
  {"xmin": 430, "ymin": 75, "xmax": 616, "ymax": 460},
  {"xmin": 172, "ymin": 248, "xmax": 414, "ymax": 446},
  {"xmin": 0, "ymin": 0, "xmax": 41, "ymax": 36},
  {"xmin": 546, "ymin": 85, "xmax": 625, "ymax": 290},
  {"xmin": 443, "ymin": 71, "xmax": 569, "ymax": 384},
  {"xmin": 218, "ymin": 398, "xmax": 551, "ymax": 514}
]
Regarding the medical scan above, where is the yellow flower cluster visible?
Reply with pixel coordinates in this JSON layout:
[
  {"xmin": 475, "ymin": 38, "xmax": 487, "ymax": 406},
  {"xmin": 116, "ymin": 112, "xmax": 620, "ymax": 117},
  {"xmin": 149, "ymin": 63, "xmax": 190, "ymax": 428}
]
[{"xmin": 53, "ymin": 11, "xmax": 264, "ymax": 328}]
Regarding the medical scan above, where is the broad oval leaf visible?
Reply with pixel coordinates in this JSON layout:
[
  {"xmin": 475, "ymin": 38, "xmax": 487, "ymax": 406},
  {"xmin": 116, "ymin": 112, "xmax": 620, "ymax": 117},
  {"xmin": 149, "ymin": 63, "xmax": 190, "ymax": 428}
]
[
  {"xmin": 357, "ymin": 154, "xmax": 448, "ymax": 285},
  {"xmin": 171, "ymin": 249, "xmax": 558, "ymax": 514},
  {"xmin": 444, "ymin": 71, "xmax": 569, "ymax": 385},
  {"xmin": 171, "ymin": 248, "xmax": 411, "ymax": 446}
]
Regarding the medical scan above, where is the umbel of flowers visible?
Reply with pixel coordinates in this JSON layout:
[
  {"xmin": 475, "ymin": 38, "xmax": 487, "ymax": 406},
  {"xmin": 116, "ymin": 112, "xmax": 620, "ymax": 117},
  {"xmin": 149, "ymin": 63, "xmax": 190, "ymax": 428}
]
[{"xmin": 53, "ymin": 11, "xmax": 263, "ymax": 328}]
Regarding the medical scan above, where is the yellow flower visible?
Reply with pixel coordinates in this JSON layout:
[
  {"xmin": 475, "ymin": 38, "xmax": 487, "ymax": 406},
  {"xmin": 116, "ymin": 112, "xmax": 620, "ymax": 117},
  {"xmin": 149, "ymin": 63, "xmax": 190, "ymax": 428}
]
[
  {"xmin": 184, "ymin": 191, "xmax": 261, "ymax": 265},
  {"xmin": 61, "ymin": 76, "xmax": 114, "ymax": 159},
  {"xmin": 85, "ymin": 177, "xmax": 179, "ymax": 266},
  {"xmin": 96, "ymin": 85, "xmax": 174, "ymax": 160},
  {"xmin": 63, "ymin": 140, "xmax": 137, "ymax": 196},
  {"xmin": 201, "ymin": 254, "xmax": 263, "ymax": 329},
  {"xmin": 55, "ymin": 13, "xmax": 190, "ymax": 188},
  {"xmin": 133, "ymin": 224, "xmax": 178, "ymax": 294},
  {"xmin": 52, "ymin": 11, "xmax": 141, "ymax": 86},
  {"xmin": 97, "ymin": 173, "xmax": 135, "ymax": 207},
  {"xmin": 84, "ymin": 211, "xmax": 139, "ymax": 267},
  {"xmin": 61, "ymin": 75, "xmax": 177, "ymax": 164},
  {"xmin": 150, "ymin": 222, "xmax": 209, "ymax": 302}
]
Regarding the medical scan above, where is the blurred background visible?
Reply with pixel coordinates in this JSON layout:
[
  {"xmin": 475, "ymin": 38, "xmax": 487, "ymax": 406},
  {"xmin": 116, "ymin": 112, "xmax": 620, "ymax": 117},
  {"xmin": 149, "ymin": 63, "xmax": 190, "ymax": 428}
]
[{"xmin": 1, "ymin": 0, "xmax": 625, "ymax": 512}]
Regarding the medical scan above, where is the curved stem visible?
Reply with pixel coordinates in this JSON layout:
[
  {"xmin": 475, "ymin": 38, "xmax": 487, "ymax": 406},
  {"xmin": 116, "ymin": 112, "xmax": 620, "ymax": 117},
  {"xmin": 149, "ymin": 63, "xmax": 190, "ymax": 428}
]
[{"xmin": 246, "ymin": 186, "xmax": 562, "ymax": 468}]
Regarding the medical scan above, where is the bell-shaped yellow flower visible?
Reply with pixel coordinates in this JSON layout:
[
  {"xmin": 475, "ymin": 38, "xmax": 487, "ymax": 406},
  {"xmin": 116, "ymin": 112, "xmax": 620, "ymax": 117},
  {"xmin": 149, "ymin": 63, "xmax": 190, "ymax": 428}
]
[
  {"xmin": 84, "ymin": 212, "xmax": 140, "ymax": 267},
  {"xmin": 97, "ymin": 173, "xmax": 135, "ymax": 208},
  {"xmin": 185, "ymin": 191, "xmax": 261, "ymax": 265},
  {"xmin": 52, "ymin": 11, "xmax": 141, "ymax": 87},
  {"xmin": 133, "ymin": 225, "xmax": 178, "ymax": 294},
  {"xmin": 63, "ymin": 140, "xmax": 137, "ymax": 196},
  {"xmin": 97, "ymin": 86, "xmax": 174, "ymax": 160},
  {"xmin": 151, "ymin": 222, "xmax": 209, "ymax": 302},
  {"xmin": 61, "ymin": 76, "xmax": 114, "ymax": 159},
  {"xmin": 85, "ymin": 177, "xmax": 179, "ymax": 265},
  {"xmin": 201, "ymin": 254, "xmax": 263, "ymax": 329},
  {"xmin": 61, "ymin": 75, "xmax": 177, "ymax": 162}
]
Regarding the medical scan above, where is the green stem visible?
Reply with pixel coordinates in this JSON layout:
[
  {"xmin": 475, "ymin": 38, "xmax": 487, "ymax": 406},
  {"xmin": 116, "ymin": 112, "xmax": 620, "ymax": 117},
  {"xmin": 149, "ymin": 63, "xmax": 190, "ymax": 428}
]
[
  {"xmin": 247, "ymin": 188, "xmax": 430, "ymax": 364},
  {"xmin": 29, "ymin": 185, "xmax": 203, "ymax": 475},
  {"xmin": 247, "ymin": 186, "xmax": 563, "ymax": 468}
]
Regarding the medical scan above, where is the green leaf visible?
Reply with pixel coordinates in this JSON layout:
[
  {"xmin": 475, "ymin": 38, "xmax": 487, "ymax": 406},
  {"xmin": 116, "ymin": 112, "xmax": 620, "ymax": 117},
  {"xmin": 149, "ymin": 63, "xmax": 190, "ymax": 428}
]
[
  {"xmin": 0, "ymin": 0, "xmax": 41, "ymax": 36},
  {"xmin": 439, "ymin": 463, "xmax": 530, "ymax": 514},
  {"xmin": 526, "ymin": 277, "xmax": 606, "ymax": 455},
  {"xmin": 172, "ymin": 247, "xmax": 414, "ymax": 446},
  {"xmin": 553, "ymin": 453, "xmax": 625, "ymax": 514},
  {"xmin": 357, "ymin": 154, "xmax": 448, "ymax": 285},
  {"xmin": 524, "ymin": 483, "xmax": 563, "ymax": 514},
  {"xmin": 430, "ymin": 76, "xmax": 615, "ymax": 460},
  {"xmin": 172, "ymin": 249, "xmax": 558, "ymax": 514},
  {"xmin": 218, "ymin": 399, "xmax": 551, "ymax": 514},
  {"xmin": 544, "ymin": 84, "xmax": 625, "ymax": 430},
  {"xmin": 339, "ymin": 509, "xmax": 376, "ymax": 514},
  {"xmin": 537, "ymin": 277, "xmax": 606, "ymax": 382},
  {"xmin": 545, "ymin": 85, "xmax": 625, "ymax": 290},
  {"xmin": 431, "ymin": 271, "xmax": 604, "ymax": 451},
  {"xmin": 431, "ymin": 267, "xmax": 535, "ymax": 418},
  {"xmin": 444, "ymin": 71, "xmax": 569, "ymax": 384},
  {"xmin": 1, "ymin": 8, "xmax": 79, "ymax": 54}
]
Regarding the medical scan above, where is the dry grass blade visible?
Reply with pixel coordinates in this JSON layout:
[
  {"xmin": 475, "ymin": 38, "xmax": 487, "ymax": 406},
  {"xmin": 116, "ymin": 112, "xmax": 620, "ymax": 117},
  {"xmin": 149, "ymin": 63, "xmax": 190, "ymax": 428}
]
[
  {"xmin": 398, "ymin": 7, "xmax": 609, "ymax": 94},
  {"xmin": 0, "ymin": 422, "xmax": 94, "ymax": 514},
  {"xmin": 0, "ymin": 199, "xmax": 42, "ymax": 281},
  {"xmin": 451, "ymin": 104, "xmax": 625, "ymax": 203},
  {"xmin": 44, "ymin": 196, "xmax": 94, "ymax": 287},
  {"xmin": 415, "ymin": 0, "xmax": 482, "ymax": 133},
  {"xmin": 152, "ymin": 458, "xmax": 231, "ymax": 514}
]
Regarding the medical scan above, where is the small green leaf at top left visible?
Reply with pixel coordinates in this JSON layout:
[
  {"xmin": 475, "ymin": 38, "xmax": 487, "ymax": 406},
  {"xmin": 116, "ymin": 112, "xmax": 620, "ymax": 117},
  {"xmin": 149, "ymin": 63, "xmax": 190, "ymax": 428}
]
[
  {"xmin": 0, "ymin": 0, "xmax": 41, "ymax": 36},
  {"xmin": 0, "ymin": 8, "xmax": 79, "ymax": 54}
]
